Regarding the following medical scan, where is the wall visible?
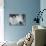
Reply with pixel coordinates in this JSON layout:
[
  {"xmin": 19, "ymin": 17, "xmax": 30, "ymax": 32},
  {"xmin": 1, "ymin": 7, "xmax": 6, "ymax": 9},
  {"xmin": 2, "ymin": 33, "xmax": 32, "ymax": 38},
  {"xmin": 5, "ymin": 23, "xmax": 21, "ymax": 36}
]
[
  {"xmin": 4, "ymin": 0, "xmax": 40, "ymax": 42},
  {"xmin": 40, "ymin": 0, "xmax": 46, "ymax": 27},
  {"xmin": 40, "ymin": 0, "xmax": 46, "ymax": 45},
  {"xmin": 0, "ymin": 0, "xmax": 4, "ymax": 42}
]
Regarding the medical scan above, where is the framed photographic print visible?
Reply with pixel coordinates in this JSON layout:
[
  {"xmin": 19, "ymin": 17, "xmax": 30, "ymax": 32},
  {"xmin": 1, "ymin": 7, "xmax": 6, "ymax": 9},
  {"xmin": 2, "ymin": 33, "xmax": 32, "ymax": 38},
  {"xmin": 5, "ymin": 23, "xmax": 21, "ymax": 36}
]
[{"xmin": 9, "ymin": 14, "xmax": 26, "ymax": 26}]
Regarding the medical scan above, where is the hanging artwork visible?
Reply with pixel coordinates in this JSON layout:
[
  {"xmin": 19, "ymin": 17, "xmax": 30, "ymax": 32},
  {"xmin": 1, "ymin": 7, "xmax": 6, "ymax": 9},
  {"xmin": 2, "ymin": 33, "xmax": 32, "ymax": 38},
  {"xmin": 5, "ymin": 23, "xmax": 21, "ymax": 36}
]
[{"xmin": 9, "ymin": 14, "xmax": 26, "ymax": 26}]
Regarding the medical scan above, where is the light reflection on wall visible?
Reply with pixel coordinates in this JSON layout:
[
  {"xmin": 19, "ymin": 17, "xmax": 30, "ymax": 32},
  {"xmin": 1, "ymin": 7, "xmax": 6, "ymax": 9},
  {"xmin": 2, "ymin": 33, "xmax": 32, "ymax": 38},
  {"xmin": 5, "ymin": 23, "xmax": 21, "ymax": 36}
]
[{"xmin": 0, "ymin": 0, "xmax": 4, "ymax": 42}]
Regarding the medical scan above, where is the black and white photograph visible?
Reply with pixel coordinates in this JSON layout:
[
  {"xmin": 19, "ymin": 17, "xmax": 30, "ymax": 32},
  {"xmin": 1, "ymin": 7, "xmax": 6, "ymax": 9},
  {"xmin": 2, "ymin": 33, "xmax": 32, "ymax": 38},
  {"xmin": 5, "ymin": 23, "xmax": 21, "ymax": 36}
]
[{"xmin": 9, "ymin": 14, "xmax": 26, "ymax": 26}]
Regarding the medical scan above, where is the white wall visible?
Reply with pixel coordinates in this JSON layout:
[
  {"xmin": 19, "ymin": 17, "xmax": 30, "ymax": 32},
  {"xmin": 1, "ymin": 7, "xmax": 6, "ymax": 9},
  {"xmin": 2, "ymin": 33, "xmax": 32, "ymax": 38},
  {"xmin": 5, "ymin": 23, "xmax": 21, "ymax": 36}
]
[{"xmin": 0, "ymin": 0, "xmax": 4, "ymax": 42}]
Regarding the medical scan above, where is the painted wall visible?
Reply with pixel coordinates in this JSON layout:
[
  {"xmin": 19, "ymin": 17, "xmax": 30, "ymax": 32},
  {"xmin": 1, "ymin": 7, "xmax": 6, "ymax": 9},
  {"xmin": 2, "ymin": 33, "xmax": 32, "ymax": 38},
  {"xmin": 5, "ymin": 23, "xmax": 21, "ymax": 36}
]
[
  {"xmin": 0, "ymin": 0, "xmax": 4, "ymax": 41},
  {"xmin": 40, "ymin": 0, "xmax": 46, "ymax": 45},
  {"xmin": 4, "ymin": 0, "xmax": 40, "ymax": 42},
  {"xmin": 40, "ymin": 0, "xmax": 46, "ymax": 27}
]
